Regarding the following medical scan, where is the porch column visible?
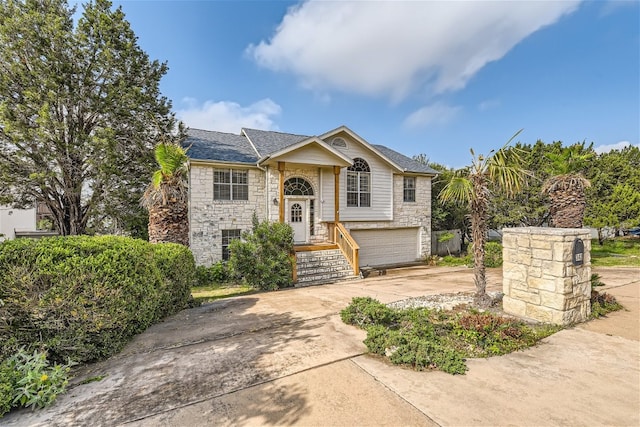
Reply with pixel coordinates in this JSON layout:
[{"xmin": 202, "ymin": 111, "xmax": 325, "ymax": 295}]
[
  {"xmin": 278, "ymin": 161, "xmax": 285, "ymax": 223},
  {"xmin": 333, "ymin": 166, "xmax": 340, "ymax": 223}
]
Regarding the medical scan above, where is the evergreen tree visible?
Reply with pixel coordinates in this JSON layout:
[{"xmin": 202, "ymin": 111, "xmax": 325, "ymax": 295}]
[{"xmin": 0, "ymin": 0, "xmax": 182, "ymax": 236}]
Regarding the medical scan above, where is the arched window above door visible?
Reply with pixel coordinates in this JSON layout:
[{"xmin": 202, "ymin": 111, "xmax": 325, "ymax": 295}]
[{"xmin": 284, "ymin": 177, "xmax": 314, "ymax": 196}]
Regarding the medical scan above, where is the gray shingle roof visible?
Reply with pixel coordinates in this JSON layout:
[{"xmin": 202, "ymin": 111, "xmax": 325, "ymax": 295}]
[
  {"xmin": 372, "ymin": 144, "xmax": 438, "ymax": 174},
  {"xmin": 183, "ymin": 127, "xmax": 437, "ymax": 175},
  {"xmin": 183, "ymin": 129, "xmax": 258, "ymax": 164},
  {"xmin": 242, "ymin": 128, "xmax": 310, "ymax": 157}
]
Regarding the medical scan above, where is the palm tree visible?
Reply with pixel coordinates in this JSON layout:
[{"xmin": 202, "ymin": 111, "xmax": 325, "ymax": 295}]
[
  {"xmin": 439, "ymin": 131, "xmax": 527, "ymax": 307},
  {"xmin": 141, "ymin": 142, "xmax": 189, "ymax": 246},
  {"xmin": 542, "ymin": 145, "xmax": 592, "ymax": 228}
]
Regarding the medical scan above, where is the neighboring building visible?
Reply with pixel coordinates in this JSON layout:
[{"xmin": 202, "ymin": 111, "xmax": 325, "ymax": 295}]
[
  {"xmin": 184, "ymin": 125, "xmax": 437, "ymax": 282},
  {"xmin": 0, "ymin": 205, "xmax": 36, "ymax": 241}
]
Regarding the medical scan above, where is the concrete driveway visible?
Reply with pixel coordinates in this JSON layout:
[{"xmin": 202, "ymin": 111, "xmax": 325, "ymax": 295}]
[{"xmin": 2, "ymin": 266, "xmax": 638, "ymax": 427}]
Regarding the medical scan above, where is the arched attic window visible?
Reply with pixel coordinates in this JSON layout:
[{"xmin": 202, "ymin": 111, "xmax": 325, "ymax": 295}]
[
  {"xmin": 331, "ymin": 137, "xmax": 347, "ymax": 148},
  {"xmin": 347, "ymin": 158, "xmax": 370, "ymax": 207}
]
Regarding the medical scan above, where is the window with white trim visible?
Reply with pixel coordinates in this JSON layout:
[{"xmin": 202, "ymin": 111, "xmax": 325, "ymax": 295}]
[
  {"xmin": 403, "ymin": 176, "xmax": 416, "ymax": 202},
  {"xmin": 347, "ymin": 158, "xmax": 371, "ymax": 207},
  {"xmin": 214, "ymin": 169, "xmax": 248, "ymax": 200},
  {"xmin": 221, "ymin": 229, "xmax": 241, "ymax": 261}
]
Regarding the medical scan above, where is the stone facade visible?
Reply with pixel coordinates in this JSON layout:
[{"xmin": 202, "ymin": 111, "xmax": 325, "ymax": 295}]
[
  {"xmin": 189, "ymin": 164, "xmax": 432, "ymax": 265},
  {"xmin": 502, "ymin": 227, "xmax": 591, "ymax": 325},
  {"xmin": 189, "ymin": 165, "xmax": 266, "ymax": 266}
]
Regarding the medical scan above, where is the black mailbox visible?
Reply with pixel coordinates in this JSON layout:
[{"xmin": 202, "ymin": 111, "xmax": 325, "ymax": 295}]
[{"xmin": 572, "ymin": 238, "xmax": 584, "ymax": 266}]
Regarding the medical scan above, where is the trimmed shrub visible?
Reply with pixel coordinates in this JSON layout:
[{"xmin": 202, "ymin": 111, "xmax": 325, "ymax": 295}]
[
  {"xmin": 0, "ymin": 360, "xmax": 16, "ymax": 417},
  {"xmin": 484, "ymin": 241, "xmax": 503, "ymax": 267},
  {"xmin": 229, "ymin": 217, "xmax": 294, "ymax": 291},
  {"xmin": 0, "ymin": 236, "xmax": 195, "ymax": 364},
  {"xmin": 195, "ymin": 262, "xmax": 229, "ymax": 286}
]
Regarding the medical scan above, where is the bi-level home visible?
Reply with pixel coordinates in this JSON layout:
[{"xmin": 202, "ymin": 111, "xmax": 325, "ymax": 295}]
[{"xmin": 184, "ymin": 125, "xmax": 437, "ymax": 285}]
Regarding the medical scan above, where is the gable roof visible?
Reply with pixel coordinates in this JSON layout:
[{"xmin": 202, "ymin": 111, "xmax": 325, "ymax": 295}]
[
  {"xmin": 372, "ymin": 145, "xmax": 438, "ymax": 174},
  {"xmin": 183, "ymin": 126, "xmax": 438, "ymax": 175},
  {"xmin": 242, "ymin": 128, "xmax": 309, "ymax": 157},
  {"xmin": 257, "ymin": 136, "xmax": 353, "ymax": 167}
]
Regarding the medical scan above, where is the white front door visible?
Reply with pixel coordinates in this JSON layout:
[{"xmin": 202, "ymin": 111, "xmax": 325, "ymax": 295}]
[{"xmin": 288, "ymin": 200, "xmax": 307, "ymax": 244}]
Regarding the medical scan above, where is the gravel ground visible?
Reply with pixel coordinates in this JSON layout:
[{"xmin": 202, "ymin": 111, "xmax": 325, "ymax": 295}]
[{"xmin": 387, "ymin": 291, "xmax": 504, "ymax": 311}]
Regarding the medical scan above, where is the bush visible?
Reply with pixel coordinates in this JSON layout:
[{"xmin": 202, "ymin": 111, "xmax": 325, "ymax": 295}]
[
  {"xmin": 229, "ymin": 216, "xmax": 294, "ymax": 291},
  {"xmin": 0, "ymin": 236, "xmax": 196, "ymax": 364},
  {"xmin": 340, "ymin": 297, "xmax": 399, "ymax": 327},
  {"xmin": 195, "ymin": 262, "xmax": 229, "ymax": 286},
  {"xmin": 0, "ymin": 360, "xmax": 16, "ymax": 416},
  {"xmin": 484, "ymin": 241, "xmax": 503, "ymax": 267},
  {"xmin": 589, "ymin": 273, "xmax": 623, "ymax": 318},
  {"xmin": 6, "ymin": 349, "xmax": 72, "ymax": 412},
  {"xmin": 341, "ymin": 297, "xmax": 560, "ymax": 375}
]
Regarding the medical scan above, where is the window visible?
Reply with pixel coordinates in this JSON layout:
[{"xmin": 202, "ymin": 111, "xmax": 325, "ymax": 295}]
[
  {"xmin": 221, "ymin": 229, "xmax": 241, "ymax": 261},
  {"xmin": 403, "ymin": 177, "xmax": 416, "ymax": 202},
  {"xmin": 347, "ymin": 158, "xmax": 371, "ymax": 207},
  {"xmin": 284, "ymin": 177, "xmax": 314, "ymax": 196},
  {"xmin": 290, "ymin": 203, "xmax": 303, "ymax": 223},
  {"xmin": 214, "ymin": 169, "xmax": 248, "ymax": 200},
  {"xmin": 331, "ymin": 137, "xmax": 347, "ymax": 148},
  {"xmin": 309, "ymin": 199, "xmax": 314, "ymax": 236}
]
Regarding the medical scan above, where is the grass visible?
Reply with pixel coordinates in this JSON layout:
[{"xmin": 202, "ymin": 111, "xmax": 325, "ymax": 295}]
[
  {"xmin": 433, "ymin": 238, "xmax": 639, "ymax": 268},
  {"xmin": 590, "ymin": 238, "xmax": 640, "ymax": 267},
  {"xmin": 341, "ymin": 297, "xmax": 560, "ymax": 375},
  {"xmin": 436, "ymin": 254, "xmax": 472, "ymax": 267},
  {"xmin": 191, "ymin": 284, "xmax": 255, "ymax": 303}
]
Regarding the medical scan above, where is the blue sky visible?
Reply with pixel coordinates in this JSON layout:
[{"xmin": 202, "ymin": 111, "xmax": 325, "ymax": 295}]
[{"xmin": 106, "ymin": 0, "xmax": 638, "ymax": 167}]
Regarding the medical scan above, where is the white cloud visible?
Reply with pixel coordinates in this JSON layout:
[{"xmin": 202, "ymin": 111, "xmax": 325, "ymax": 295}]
[
  {"xmin": 403, "ymin": 103, "xmax": 461, "ymax": 129},
  {"xmin": 478, "ymin": 99, "xmax": 501, "ymax": 111},
  {"xmin": 593, "ymin": 140, "xmax": 639, "ymax": 154},
  {"xmin": 176, "ymin": 98, "xmax": 281, "ymax": 133},
  {"xmin": 247, "ymin": 1, "xmax": 581, "ymax": 101}
]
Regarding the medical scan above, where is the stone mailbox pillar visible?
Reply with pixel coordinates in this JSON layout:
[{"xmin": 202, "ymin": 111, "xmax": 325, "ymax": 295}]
[{"xmin": 502, "ymin": 227, "xmax": 591, "ymax": 325}]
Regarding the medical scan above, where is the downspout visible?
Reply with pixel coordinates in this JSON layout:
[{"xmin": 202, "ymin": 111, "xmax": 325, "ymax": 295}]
[{"xmin": 256, "ymin": 160, "xmax": 268, "ymax": 221}]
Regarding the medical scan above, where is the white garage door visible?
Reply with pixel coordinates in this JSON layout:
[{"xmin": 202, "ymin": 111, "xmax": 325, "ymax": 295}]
[{"xmin": 351, "ymin": 228, "xmax": 420, "ymax": 267}]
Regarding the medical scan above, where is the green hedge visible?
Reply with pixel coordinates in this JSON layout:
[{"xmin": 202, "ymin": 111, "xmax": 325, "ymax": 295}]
[{"xmin": 0, "ymin": 236, "xmax": 196, "ymax": 364}]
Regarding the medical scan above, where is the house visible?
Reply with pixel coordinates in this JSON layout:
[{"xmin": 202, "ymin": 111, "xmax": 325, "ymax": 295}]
[
  {"xmin": 0, "ymin": 205, "xmax": 36, "ymax": 241},
  {"xmin": 183, "ymin": 125, "xmax": 437, "ymax": 284},
  {"xmin": 0, "ymin": 203, "xmax": 57, "ymax": 241}
]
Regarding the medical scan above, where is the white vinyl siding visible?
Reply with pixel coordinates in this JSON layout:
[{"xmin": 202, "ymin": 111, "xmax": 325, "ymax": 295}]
[
  {"xmin": 319, "ymin": 136, "xmax": 393, "ymax": 221},
  {"xmin": 351, "ymin": 228, "xmax": 420, "ymax": 266},
  {"xmin": 276, "ymin": 144, "xmax": 345, "ymax": 166}
]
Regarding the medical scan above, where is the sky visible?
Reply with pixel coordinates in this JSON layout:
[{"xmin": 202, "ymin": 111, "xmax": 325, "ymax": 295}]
[{"xmin": 101, "ymin": 0, "xmax": 638, "ymax": 167}]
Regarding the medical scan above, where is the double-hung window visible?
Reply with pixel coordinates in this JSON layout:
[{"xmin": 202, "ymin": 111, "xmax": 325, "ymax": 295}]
[
  {"xmin": 347, "ymin": 158, "xmax": 371, "ymax": 207},
  {"xmin": 221, "ymin": 229, "xmax": 241, "ymax": 261},
  {"xmin": 214, "ymin": 169, "xmax": 248, "ymax": 200},
  {"xmin": 403, "ymin": 177, "xmax": 416, "ymax": 202}
]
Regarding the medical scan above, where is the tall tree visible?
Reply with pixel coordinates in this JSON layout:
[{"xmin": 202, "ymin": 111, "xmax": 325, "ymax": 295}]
[
  {"xmin": 490, "ymin": 140, "xmax": 558, "ymax": 228},
  {"xmin": 0, "ymin": 0, "xmax": 181, "ymax": 236},
  {"xmin": 585, "ymin": 145, "xmax": 640, "ymax": 242},
  {"xmin": 439, "ymin": 131, "xmax": 526, "ymax": 306},
  {"xmin": 542, "ymin": 143, "xmax": 593, "ymax": 228},
  {"xmin": 141, "ymin": 142, "xmax": 189, "ymax": 246}
]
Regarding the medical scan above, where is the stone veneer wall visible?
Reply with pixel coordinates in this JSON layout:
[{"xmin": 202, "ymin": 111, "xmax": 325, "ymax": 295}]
[
  {"xmin": 189, "ymin": 165, "xmax": 266, "ymax": 266},
  {"xmin": 189, "ymin": 164, "xmax": 433, "ymax": 265},
  {"xmin": 502, "ymin": 227, "xmax": 591, "ymax": 325}
]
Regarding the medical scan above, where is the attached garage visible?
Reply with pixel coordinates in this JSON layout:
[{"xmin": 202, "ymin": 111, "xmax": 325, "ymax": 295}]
[{"xmin": 351, "ymin": 228, "xmax": 420, "ymax": 267}]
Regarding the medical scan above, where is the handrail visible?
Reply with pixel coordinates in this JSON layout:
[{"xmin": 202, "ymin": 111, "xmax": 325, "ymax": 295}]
[{"xmin": 333, "ymin": 222, "xmax": 359, "ymax": 276}]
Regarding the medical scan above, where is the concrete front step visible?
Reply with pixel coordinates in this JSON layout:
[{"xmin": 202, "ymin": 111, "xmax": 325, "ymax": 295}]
[{"xmin": 295, "ymin": 248, "xmax": 359, "ymax": 286}]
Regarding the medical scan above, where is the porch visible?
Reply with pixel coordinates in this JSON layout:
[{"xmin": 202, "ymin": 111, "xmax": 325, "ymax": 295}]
[{"xmin": 292, "ymin": 223, "xmax": 361, "ymax": 286}]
